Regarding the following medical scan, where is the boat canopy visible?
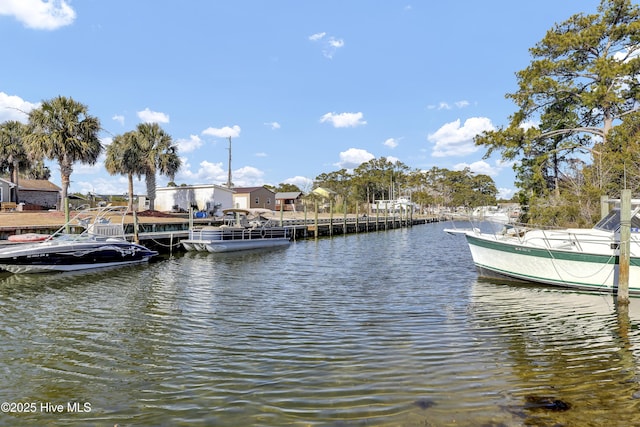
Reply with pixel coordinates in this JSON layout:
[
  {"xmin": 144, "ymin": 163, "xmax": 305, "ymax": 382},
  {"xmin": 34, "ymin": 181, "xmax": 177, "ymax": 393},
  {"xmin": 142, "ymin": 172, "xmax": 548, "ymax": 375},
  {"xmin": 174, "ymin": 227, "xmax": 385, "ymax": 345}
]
[{"xmin": 593, "ymin": 207, "xmax": 640, "ymax": 232}]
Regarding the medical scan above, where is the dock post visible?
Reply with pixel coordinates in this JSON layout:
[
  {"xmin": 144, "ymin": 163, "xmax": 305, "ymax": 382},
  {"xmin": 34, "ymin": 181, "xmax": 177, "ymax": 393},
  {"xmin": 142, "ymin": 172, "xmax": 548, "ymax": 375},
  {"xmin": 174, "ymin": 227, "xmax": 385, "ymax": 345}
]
[
  {"xmin": 280, "ymin": 201, "xmax": 284, "ymax": 227},
  {"xmin": 133, "ymin": 210, "xmax": 140, "ymax": 244},
  {"xmin": 385, "ymin": 202, "xmax": 389, "ymax": 230},
  {"xmin": 329, "ymin": 199, "xmax": 333, "ymax": 237},
  {"xmin": 314, "ymin": 200, "xmax": 319, "ymax": 239},
  {"xmin": 618, "ymin": 189, "xmax": 630, "ymax": 304},
  {"xmin": 304, "ymin": 203, "xmax": 308, "ymax": 238},
  {"xmin": 343, "ymin": 199, "xmax": 347, "ymax": 235}
]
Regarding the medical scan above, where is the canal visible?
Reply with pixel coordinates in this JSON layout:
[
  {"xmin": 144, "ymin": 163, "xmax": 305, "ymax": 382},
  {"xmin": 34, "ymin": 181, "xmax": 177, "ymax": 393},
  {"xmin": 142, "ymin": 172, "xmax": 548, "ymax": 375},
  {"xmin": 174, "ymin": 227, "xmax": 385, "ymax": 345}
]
[{"xmin": 1, "ymin": 222, "xmax": 639, "ymax": 426}]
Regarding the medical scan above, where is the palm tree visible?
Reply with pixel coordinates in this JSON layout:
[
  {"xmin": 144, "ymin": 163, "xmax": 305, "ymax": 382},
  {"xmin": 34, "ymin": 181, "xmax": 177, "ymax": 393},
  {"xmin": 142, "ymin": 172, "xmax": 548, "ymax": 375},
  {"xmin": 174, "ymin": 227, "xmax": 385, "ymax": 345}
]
[
  {"xmin": 105, "ymin": 131, "xmax": 144, "ymax": 211},
  {"xmin": 25, "ymin": 96, "xmax": 102, "ymax": 219},
  {"xmin": 0, "ymin": 120, "xmax": 31, "ymax": 203},
  {"xmin": 135, "ymin": 122, "xmax": 181, "ymax": 210}
]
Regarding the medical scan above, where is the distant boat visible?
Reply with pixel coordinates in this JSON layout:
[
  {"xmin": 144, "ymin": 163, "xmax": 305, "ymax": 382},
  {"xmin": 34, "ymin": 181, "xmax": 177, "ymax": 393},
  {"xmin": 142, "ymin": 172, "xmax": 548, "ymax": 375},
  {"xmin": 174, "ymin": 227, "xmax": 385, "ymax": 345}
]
[
  {"xmin": 0, "ymin": 206, "xmax": 158, "ymax": 274},
  {"xmin": 446, "ymin": 206, "xmax": 640, "ymax": 295},
  {"xmin": 470, "ymin": 205, "xmax": 517, "ymax": 224},
  {"xmin": 181, "ymin": 208, "xmax": 291, "ymax": 253}
]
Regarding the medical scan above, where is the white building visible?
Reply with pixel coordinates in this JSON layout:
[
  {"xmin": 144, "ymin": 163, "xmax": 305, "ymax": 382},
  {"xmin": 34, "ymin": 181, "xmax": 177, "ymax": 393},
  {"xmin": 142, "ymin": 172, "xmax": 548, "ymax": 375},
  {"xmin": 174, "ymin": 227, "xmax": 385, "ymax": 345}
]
[{"xmin": 154, "ymin": 184, "xmax": 234, "ymax": 215}]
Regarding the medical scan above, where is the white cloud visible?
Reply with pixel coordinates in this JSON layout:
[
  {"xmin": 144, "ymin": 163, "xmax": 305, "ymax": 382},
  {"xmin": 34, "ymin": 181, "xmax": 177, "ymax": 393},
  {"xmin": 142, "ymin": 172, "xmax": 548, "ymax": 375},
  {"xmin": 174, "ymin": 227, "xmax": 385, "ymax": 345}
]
[
  {"xmin": 178, "ymin": 159, "xmax": 226, "ymax": 184},
  {"xmin": 386, "ymin": 156, "xmax": 401, "ymax": 164},
  {"xmin": 0, "ymin": 92, "xmax": 38, "ymax": 122},
  {"xmin": 284, "ymin": 176, "xmax": 313, "ymax": 191},
  {"xmin": 335, "ymin": 148, "xmax": 375, "ymax": 169},
  {"xmin": 175, "ymin": 159, "xmax": 264, "ymax": 187},
  {"xmin": 383, "ymin": 137, "xmax": 399, "ymax": 149},
  {"xmin": 176, "ymin": 134, "xmax": 203, "ymax": 153},
  {"xmin": 308, "ymin": 32, "xmax": 326, "ymax": 41},
  {"xmin": 202, "ymin": 124, "xmax": 241, "ymax": 138},
  {"xmin": 320, "ymin": 112, "xmax": 366, "ymax": 128},
  {"xmin": 255, "ymin": 152, "xmax": 268, "ymax": 157},
  {"xmin": 264, "ymin": 121, "xmax": 280, "ymax": 130},
  {"xmin": 0, "ymin": 0, "xmax": 75, "ymax": 30},
  {"xmin": 497, "ymin": 187, "xmax": 515, "ymax": 200},
  {"xmin": 101, "ymin": 136, "xmax": 113, "ymax": 147},
  {"xmin": 328, "ymin": 37, "xmax": 344, "ymax": 49},
  {"xmin": 112, "ymin": 114, "xmax": 125, "ymax": 126},
  {"xmin": 137, "ymin": 108, "xmax": 169, "ymax": 124},
  {"xmin": 233, "ymin": 166, "xmax": 265, "ymax": 187},
  {"xmin": 428, "ymin": 117, "xmax": 494, "ymax": 157},
  {"xmin": 309, "ymin": 31, "xmax": 344, "ymax": 59},
  {"xmin": 453, "ymin": 160, "xmax": 497, "ymax": 177},
  {"xmin": 427, "ymin": 100, "xmax": 470, "ymax": 111}
]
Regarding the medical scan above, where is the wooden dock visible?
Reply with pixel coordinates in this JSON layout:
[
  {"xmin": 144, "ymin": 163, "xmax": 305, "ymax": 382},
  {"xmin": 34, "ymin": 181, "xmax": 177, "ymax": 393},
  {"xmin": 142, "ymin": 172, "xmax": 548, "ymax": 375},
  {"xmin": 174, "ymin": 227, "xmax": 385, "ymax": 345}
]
[{"xmin": 0, "ymin": 211, "xmax": 443, "ymax": 254}]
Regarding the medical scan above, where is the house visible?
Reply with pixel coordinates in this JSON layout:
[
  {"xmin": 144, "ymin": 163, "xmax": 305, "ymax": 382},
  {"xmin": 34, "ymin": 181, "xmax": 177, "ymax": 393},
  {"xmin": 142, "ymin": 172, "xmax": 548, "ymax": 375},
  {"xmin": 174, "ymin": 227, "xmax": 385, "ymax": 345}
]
[
  {"xmin": 0, "ymin": 178, "xmax": 61, "ymax": 209},
  {"xmin": 232, "ymin": 186, "xmax": 276, "ymax": 210},
  {"xmin": 309, "ymin": 187, "xmax": 339, "ymax": 212},
  {"xmin": 275, "ymin": 191, "xmax": 304, "ymax": 212},
  {"xmin": 154, "ymin": 184, "xmax": 234, "ymax": 215},
  {"xmin": 0, "ymin": 178, "xmax": 16, "ymax": 203}
]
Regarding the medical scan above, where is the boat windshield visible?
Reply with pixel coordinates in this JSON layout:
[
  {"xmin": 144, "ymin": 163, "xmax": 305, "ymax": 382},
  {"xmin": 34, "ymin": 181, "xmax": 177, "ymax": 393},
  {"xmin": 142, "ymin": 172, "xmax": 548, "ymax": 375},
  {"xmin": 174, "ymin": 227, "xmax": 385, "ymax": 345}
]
[{"xmin": 593, "ymin": 208, "xmax": 640, "ymax": 232}]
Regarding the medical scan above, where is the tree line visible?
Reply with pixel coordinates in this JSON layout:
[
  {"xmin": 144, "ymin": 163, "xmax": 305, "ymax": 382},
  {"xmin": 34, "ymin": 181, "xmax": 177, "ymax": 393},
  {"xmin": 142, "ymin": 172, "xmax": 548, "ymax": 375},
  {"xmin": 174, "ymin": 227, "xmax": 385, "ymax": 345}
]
[
  {"xmin": 0, "ymin": 96, "xmax": 181, "ymax": 220},
  {"xmin": 1, "ymin": 97, "xmax": 500, "ymax": 216},
  {"xmin": 309, "ymin": 160, "xmax": 498, "ymax": 213}
]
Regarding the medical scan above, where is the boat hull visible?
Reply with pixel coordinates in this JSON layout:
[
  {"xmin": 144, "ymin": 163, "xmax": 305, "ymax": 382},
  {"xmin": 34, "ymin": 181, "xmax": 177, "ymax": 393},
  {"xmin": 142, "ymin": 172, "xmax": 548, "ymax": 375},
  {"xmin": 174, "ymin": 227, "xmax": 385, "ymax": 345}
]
[
  {"xmin": 181, "ymin": 224, "xmax": 291, "ymax": 253},
  {"xmin": 181, "ymin": 237, "xmax": 291, "ymax": 253},
  {"xmin": 0, "ymin": 240, "xmax": 158, "ymax": 274},
  {"xmin": 465, "ymin": 233, "xmax": 640, "ymax": 295}
]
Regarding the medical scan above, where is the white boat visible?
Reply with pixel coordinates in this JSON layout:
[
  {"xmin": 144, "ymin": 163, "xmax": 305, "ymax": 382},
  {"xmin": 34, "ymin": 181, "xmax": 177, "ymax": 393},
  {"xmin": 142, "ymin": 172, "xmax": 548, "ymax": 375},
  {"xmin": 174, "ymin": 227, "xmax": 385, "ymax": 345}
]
[
  {"xmin": 447, "ymin": 206, "xmax": 640, "ymax": 295},
  {"xmin": 470, "ymin": 205, "xmax": 517, "ymax": 224},
  {"xmin": 0, "ymin": 206, "xmax": 158, "ymax": 274},
  {"xmin": 181, "ymin": 208, "xmax": 291, "ymax": 253}
]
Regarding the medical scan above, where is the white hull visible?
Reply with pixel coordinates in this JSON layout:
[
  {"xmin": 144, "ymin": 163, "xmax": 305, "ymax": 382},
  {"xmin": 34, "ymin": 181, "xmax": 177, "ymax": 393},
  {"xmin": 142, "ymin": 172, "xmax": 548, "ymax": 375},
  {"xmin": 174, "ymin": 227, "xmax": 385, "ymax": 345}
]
[
  {"xmin": 182, "ymin": 208, "xmax": 292, "ymax": 254},
  {"xmin": 182, "ymin": 235, "xmax": 291, "ymax": 253},
  {"xmin": 464, "ymin": 231, "xmax": 640, "ymax": 294},
  {"xmin": 205, "ymin": 238, "xmax": 290, "ymax": 253}
]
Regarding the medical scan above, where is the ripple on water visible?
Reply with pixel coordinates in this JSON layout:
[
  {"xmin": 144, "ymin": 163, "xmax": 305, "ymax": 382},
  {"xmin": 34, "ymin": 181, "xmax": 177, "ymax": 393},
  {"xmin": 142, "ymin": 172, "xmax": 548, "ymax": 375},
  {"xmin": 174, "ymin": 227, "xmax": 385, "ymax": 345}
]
[{"xmin": 2, "ymin": 225, "xmax": 640, "ymax": 426}]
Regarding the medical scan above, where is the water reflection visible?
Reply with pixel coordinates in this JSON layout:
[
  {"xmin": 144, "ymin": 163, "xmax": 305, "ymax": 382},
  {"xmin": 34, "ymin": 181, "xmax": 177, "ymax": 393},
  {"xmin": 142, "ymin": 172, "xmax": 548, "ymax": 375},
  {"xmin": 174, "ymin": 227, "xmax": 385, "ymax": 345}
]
[
  {"xmin": 470, "ymin": 280, "xmax": 640, "ymax": 426},
  {"xmin": 1, "ymin": 225, "xmax": 640, "ymax": 426}
]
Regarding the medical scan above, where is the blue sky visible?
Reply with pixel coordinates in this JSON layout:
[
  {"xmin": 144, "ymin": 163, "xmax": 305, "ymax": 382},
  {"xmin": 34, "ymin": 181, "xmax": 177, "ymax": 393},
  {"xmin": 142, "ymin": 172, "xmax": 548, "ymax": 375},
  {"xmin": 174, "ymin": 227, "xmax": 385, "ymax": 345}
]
[{"xmin": 0, "ymin": 0, "xmax": 604, "ymax": 200}]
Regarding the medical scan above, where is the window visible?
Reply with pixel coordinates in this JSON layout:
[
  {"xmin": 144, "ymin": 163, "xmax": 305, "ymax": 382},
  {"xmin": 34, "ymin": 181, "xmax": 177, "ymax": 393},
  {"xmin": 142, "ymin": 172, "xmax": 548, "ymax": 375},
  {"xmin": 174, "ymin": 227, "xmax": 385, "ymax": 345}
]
[
  {"xmin": 267, "ymin": 198, "xmax": 271, "ymax": 205},
  {"xmin": 255, "ymin": 197, "xmax": 259, "ymax": 205}
]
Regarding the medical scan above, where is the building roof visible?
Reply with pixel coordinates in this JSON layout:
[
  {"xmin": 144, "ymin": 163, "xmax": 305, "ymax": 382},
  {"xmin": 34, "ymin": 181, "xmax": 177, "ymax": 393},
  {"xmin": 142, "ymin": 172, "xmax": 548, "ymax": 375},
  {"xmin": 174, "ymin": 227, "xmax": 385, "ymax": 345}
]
[
  {"xmin": 0, "ymin": 178, "xmax": 16, "ymax": 188},
  {"xmin": 0, "ymin": 178, "xmax": 61, "ymax": 192},
  {"xmin": 275, "ymin": 191, "xmax": 303, "ymax": 199},
  {"xmin": 233, "ymin": 186, "xmax": 273, "ymax": 194},
  {"xmin": 19, "ymin": 179, "xmax": 62, "ymax": 192},
  {"xmin": 156, "ymin": 183, "xmax": 234, "ymax": 193}
]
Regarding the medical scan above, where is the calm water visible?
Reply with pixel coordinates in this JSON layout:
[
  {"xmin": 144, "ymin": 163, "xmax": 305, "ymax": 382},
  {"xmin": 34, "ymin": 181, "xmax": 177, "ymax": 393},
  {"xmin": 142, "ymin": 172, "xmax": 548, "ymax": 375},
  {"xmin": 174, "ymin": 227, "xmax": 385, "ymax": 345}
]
[{"xmin": 1, "ymin": 223, "xmax": 640, "ymax": 426}]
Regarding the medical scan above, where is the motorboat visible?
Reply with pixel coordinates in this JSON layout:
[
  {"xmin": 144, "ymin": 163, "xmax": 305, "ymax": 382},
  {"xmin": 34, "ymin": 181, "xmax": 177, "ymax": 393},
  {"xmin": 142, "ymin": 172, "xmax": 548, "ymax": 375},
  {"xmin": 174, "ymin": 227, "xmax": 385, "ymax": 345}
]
[
  {"xmin": 470, "ymin": 205, "xmax": 518, "ymax": 224},
  {"xmin": 445, "ymin": 205, "xmax": 640, "ymax": 295},
  {"xmin": 181, "ymin": 208, "xmax": 291, "ymax": 253},
  {"xmin": 0, "ymin": 206, "xmax": 158, "ymax": 274}
]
